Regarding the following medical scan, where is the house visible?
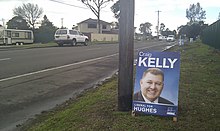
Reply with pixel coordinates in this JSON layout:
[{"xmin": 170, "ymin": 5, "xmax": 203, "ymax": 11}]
[
  {"xmin": 76, "ymin": 18, "xmax": 119, "ymax": 42},
  {"xmin": 77, "ymin": 18, "xmax": 112, "ymax": 34}
]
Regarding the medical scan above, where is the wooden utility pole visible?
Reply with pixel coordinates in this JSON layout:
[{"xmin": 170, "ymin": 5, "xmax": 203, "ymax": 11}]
[
  {"xmin": 1, "ymin": 18, "xmax": 5, "ymax": 27},
  {"xmin": 156, "ymin": 10, "xmax": 161, "ymax": 38},
  {"xmin": 61, "ymin": 18, "xmax": 64, "ymax": 28},
  {"xmin": 118, "ymin": 0, "xmax": 134, "ymax": 111}
]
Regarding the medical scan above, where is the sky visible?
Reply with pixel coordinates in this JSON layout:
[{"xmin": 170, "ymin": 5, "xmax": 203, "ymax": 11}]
[{"xmin": 0, "ymin": 0, "xmax": 220, "ymax": 35}]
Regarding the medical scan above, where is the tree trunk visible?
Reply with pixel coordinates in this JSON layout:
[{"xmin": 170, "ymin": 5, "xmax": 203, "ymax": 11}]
[{"xmin": 97, "ymin": 15, "xmax": 101, "ymax": 34}]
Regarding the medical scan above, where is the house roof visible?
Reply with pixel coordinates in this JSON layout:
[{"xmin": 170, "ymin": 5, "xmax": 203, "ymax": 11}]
[{"xmin": 77, "ymin": 18, "xmax": 111, "ymax": 25}]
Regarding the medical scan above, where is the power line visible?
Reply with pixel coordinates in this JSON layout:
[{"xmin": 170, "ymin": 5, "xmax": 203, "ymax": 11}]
[
  {"xmin": 48, "ymin": 0, "xmax": 110, "ymax": 12},
  {"xmin": 48, "ymin": 0, "xmax": 88, "ymax": 9}
]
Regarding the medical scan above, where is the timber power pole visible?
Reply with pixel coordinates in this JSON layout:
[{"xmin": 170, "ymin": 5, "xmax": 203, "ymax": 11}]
[
  {"xmin": 1, "ymin": 18, "xmax": 5, "ymax": 27},
  {"xmin": 156, "ymin": 10, "xmax": 161, "ymax": 38},
  {"xmin": 118, "ymin": 0, "xmax": 134, "ymax": 111},
  {"xmin": 61, "ymin": 18, "xmax": 64, "ymax": 28}
]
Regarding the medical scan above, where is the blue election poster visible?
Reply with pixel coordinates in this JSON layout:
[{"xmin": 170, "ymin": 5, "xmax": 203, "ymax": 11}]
[{"xmin": 132, "ymin": 51, "xmax": 180, "ymax": 116}]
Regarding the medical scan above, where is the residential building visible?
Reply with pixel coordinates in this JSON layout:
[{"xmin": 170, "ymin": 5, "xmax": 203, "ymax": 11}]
[{"xmin": 77, "ymin": 18, "xmax": 112, "ymax": 34}]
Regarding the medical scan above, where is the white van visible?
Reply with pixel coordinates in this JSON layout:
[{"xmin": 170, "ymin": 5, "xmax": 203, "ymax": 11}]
[
  {"xmin": 0, "ymin": 28, "xmax": 34, "ymax": 45},
  {"xmin": 54, "ymin": 29, "xmax": 89, "ymax": 46}
]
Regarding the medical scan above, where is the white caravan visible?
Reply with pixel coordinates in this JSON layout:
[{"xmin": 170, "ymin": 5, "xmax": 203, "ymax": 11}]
[{"xmin": 0, "ymin": 27, "xmax": 34, "ymax": 45}]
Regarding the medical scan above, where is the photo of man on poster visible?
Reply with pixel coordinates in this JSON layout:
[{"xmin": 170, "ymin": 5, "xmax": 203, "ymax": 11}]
[{"xmin": 133, "ymin": 67, "xmax": 174, "ymax": 105}]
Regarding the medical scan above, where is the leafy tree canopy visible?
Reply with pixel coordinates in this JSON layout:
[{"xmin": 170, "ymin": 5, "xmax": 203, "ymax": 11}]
[
  {"xmin": 13, "ymin": 3, "xmax": 43, "ymax": 29},
  {"xmin": 160, "ymin": 28, "xmax": 175, "ymax": 37},
  {"xmin": 40, "ymin": 15, "xmax": 55, "ymax": 28},
  {"xmin": 159, "ymin": 23, "xmax": 165, "ymax": 33},
  {"xmin": 186, "ymin": 2, "xmax": 206, "ymax": 24},
  {"xmin": 111, "ymin": 0, "xmax": 119, "ymax": 20},
  {"xmin": 139, "ymin": 22, "xmax": 152, "ymax": 36},
  {"xmin": 34, "ymin": 15, "xmax": 57, "ymax": 43},
  {"xmin": 111, "ymin": 21, "xmax": 119, "ymax": 29},
  {"xmin": 178, "ymin": 22, "xmax": 208, "ymax": 40},
  {"xmin": 218, "ymin": 12, "xmax": 220, "ymax": 20}
]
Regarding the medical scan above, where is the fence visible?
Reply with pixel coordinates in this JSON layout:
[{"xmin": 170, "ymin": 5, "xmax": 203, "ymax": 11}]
[
  {"xmin": 91, "ymin": 33, "xmax": 118, "ymax": 42},
  {"xmin": 201, "ymin": 20, "xmax": 220, "ymax": 50}
]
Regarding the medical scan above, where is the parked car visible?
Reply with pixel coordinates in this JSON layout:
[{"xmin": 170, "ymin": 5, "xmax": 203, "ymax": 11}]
[
  {"xmin": 166, "ymin": 35, "xmax": 175, "ymax": 42},
  {"xmin": 54, "ymin": 29, "xmax": 89, "ymax": 46},
  {"xmin": 159, "ymin": 35, "xmax": 167, "ymax": 41}
]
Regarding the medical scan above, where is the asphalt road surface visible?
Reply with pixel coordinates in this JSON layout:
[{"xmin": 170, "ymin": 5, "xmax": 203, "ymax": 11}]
[{"xmin": 0, "ymin": 40, "xmax": 176, "ymax": 130}]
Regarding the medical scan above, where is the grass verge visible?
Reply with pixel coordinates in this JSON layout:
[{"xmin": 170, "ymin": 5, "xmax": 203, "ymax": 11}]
[
  {"xmin": 20, "ymin": 42, "xmax": 220, "ymax": 131},
  {"xmin": 0, "ymin": 42, "xmax": 58, "ymax": 49}
]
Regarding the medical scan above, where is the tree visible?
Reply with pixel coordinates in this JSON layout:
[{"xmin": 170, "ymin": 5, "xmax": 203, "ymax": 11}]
[
  {"xmin": 178, "ymin": 22, "xmax": 208, "ymax": 40},
  {"xmin": 34, "ymin": 15, "xmax": 57, "ymax": 43},
  {"xmin": 111, "ymin": 0, "xmax": 120, "ymax": 20},
  {"xmin": 161, "ymin": 28, "xmax": 174, "ymax": 36},
  {"xmin": 110, "ymin": 21, "xmax": 119, "ymax": 29},
  {"xmin": 218, "ymin": 12, "xmax": 220, "ymax": 20},
  {"xmin": 173, "ymin": 30, "xmax": 177, "ymax": 38},
  {"xmin": 41, "ymin": 15, "xmax": 54, "ymax": 27},
  {"xmin": 6, "ymin": 16, "xmax": 29, "ymax": 30},
  {"xmin": 186, "ymin": 2, "xmax": 206, "ymax": 24},
  {"xmin": 178, "ymin": 25, "xmax": 189, "ymax": 36},
  {"xmin": 13, "ymin": 3, "xmax": 43, "ymax": 29},
  {"xmin": 81, "ymin": 0, "xmax": 113, "ymax": 33},
  {"xmin": 139, "ymin": 22, "xmax": 152, "ymax": 39},
  {"xmin": 159, "ymin": 23, "xmax": 165, "ymax": 34}
]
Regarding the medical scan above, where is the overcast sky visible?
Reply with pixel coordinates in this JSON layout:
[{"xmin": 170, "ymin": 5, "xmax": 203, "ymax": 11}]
[{"xmin": 0, "ymin": 0, "xmax": 220, "ymax": 35}]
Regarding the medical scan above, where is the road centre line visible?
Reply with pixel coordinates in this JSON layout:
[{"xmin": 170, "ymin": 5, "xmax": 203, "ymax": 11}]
[
  {"xmin": 0, "ymin": 54, "xmax": 118, "ymax": 82},
  {"xmin": 0, "ymin": 58, "xmax": 11, "ymax": 61}
]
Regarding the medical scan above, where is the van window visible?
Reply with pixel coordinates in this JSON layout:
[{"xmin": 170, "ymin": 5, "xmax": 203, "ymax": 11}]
[
  {"xmin": 0, "ymin": 31, "xmax": 3, "ymax": 38},
  {"xmin": 69, "ymin": 30, "xmax": 78, "ymax": 35},
  {"xmin": 7, "ymin": 31, "xmax": 11, "ymax": 37},
  {"xmin": 27, "ymin": 32, "xmax": 32, "ymax": 39},
  {"xmin": 12, "ymin": 32, "xmax": 19, "ymax": 37},
  {"xmin": 56, "ymin": 30, "xmax": 67, "ymax": 35}
]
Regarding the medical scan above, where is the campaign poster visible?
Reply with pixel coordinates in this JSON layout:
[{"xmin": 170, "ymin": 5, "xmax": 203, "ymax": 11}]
[{"xmin": 132, "ymin": 51, "xmax": 180, "ymax": 116}]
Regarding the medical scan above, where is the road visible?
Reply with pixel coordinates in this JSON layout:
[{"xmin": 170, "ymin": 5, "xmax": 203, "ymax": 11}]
[{"xmin": 0, "ymin": 41, "xmax": 175, "ymax": 130}]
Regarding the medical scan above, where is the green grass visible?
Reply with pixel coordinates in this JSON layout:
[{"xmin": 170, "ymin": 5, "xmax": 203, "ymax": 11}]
[{"xmin": 20, "ymin": 42, "xmax": 220, "ymax": 131}]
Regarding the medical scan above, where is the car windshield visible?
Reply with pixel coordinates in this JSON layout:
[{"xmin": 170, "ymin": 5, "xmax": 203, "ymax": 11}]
[{"xmin": 56, "ymin": 30, "xmax": 67, "ymax": 35}]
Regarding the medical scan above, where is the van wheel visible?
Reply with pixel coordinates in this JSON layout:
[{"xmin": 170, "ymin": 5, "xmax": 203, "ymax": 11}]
[
  {"xmin": 84, "ymin": 39, "xmax": 89, "ymax": 46},
  {"xmin": 72, "ymin": 39, "xmax": 76, "ymax": 46},
  {"xmin": 58, "ymin": 43, "xmax": 63, "ymax": 47}
]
